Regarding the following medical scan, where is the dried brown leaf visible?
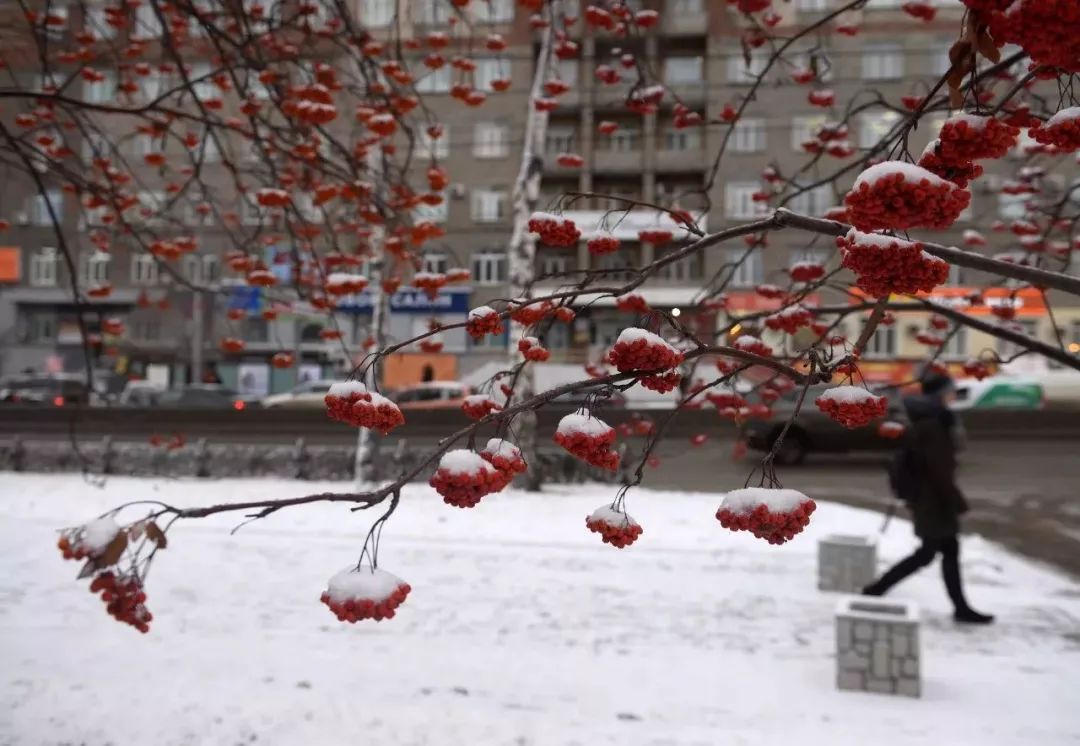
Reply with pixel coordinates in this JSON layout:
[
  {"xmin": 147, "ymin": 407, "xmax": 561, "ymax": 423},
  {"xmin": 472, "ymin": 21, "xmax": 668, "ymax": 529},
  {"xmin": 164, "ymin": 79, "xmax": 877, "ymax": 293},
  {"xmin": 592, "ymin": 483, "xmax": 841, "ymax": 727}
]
[
  {"xmin": 948, "ymin": 40, "xmax": 973, "ymax": 66},
  {"xmin": 97, "ymin": 531, "xmax": 128, "ymax": 567},
  {"xmin": 145, "ymin": 522, "xmax": 168, "ymax": 550},
  {"xmin": 976, "ymin": 28, "xmax": 1000, "ymax": 63},
  {"xmin": 949, "ymin": 83, "xmax": 964, "ymax": 109},
  {"xmin": 76, "ymin": 558, "xmax": 99, "ymax": 580}
]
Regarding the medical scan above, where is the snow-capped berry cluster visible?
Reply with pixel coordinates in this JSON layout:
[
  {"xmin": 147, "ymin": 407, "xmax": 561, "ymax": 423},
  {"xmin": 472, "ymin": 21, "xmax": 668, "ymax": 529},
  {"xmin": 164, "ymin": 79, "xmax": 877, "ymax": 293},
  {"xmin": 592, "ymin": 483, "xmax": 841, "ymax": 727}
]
[
  {"xmin": 638, "ymin": 229, "xmax": 673, "ymax": 245},
  {"xmin": 917, "ymin": 142, "xmax": 984, "ymax": 188},
  {"xmin": 320, "ymin": 567, "xmax": 411, "ymax": 623},
  {"xmin": 789, "ymin": 261, "xmax": 825, "ymax": 283},
  {"xmin": 554, "ymin": 410, "xmax": 620, "ymax": 471},
  {"xmin": 88, "ymin": 571, "xmax": 153, "ymax": 633},
  {"xmin": 715, "ymin": 488, "xmax": 817, "ymax": 545},
  {"xmin": 412, "ymin": 271, "xmax": 448, "ymax": 300},
  {"xmin": 429, "ymin": 449, "xmax": 510, "ymax": 508},
  {"xmin": 585, "ymin": 505, "xmax": 643, "ymax": 548},
  {"xmin": 815, "ymin": 385, "xmax": 888, "ymax": 428},
  {"xmin": 732, "ymin": 335, "xmax": 773, "ymax": 358},
  {"xmin": 962, "ymin": 358, "xmax": 992, "ymax": 380},
  {"xmin": 837, "ymin": 229, "xmax": 950, "ymax": 297},
  {"xmin": 764, "ymin": 305, "xmax": 813, "ymax": 334},
  {"xmin": 518, "ymin": 336, "xmax": 550, "ymax": 361},
  {"xmin": 461, "ymin": 394, "xmax": 502, "ymax": 420},
  {"xmin": 639, "ymin": 370, "xmax": 682, "ymax": 393},
  {"xmin": 587, "ymin": 233, "xmax": 620, "ymax": 256},
  {"xmin": 615, "ymin": 293, "xmax": 649, "ymax": 313},
  {"xmin": 352, "ymin": 392, "xmax": 405, "ymax": 434},
  {"xmin": 324, "ymin": 381, "xmax": 372, "ymax": 425},
  {"xmin": 877, "ymin": 421, "xmax": 906, "ymax": 439},
  {"xmin": 1031, "ymin": 108, "xmax": 1080, "ymax": 152},
  {"xmin": 932, "ymin": 114, "xmax": 1020, "ymax": 163},
  {"xmin": 844, "ymin": 161, "xmax": 971, "ymax": 231},
  {"xmin": 479, "ymin": 438, "xmax": 527, "ymax": 478},
  {"xmin": 56, "ymin": 517, "xmax": 121, "ymax": 561},
  {"xmin": 607, "ymin": 328, "xmax": 683, "ymax": 373},
  {"xmin": 325, "ymin": 272, "xmax": 369, "ymax": 295},
  {"xmin": 985, "ymin": 0, "xmax": 1080, "ymax": 73},
  {"xmin": 528, "ymin": 212, "xmax": 581, "ymax": 246},
  {"xmin": 466, "ymin": 306, "xmax": 504, "ymax": 339}
]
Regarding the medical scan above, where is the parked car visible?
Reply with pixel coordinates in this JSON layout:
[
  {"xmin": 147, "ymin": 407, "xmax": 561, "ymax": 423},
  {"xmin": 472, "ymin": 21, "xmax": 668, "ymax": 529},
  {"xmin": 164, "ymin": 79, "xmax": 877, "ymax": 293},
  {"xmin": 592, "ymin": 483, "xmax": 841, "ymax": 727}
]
[
  {"xmin": 118, "ymin": 380, "xmax": 167, "ymax": 407},
  {"xmin": 389, "ymin": 381, "xmax": 471, "ymax": 409},
  {"xmin": 951, "ymin": 377, "xmax": 1044, "ymax": 411},
  {"xmin": 261, "ymin": 380, "xmax": 339, "ymax": 410},
  {"xmin": 0, "ymin": 374, "xmax": 91, "ymax": 407},
  {"xmin": 157, "ymin": 384, "xmax": 252, "ymax": 409},
  {"xmin": 550, "ymin": 389, "xmax": 628, "ymax": 408},
  {"xmin": 742, "ymin": 384, "xmax": 909, "ymax": 465}
]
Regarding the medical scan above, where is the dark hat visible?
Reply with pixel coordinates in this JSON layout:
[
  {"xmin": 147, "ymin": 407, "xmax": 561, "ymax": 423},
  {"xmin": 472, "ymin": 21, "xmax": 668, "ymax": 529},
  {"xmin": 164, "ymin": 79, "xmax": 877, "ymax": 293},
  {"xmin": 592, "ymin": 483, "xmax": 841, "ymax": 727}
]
[{"xmin": 921, "ymin": 372, "xmax": 955, "ymax": 396}]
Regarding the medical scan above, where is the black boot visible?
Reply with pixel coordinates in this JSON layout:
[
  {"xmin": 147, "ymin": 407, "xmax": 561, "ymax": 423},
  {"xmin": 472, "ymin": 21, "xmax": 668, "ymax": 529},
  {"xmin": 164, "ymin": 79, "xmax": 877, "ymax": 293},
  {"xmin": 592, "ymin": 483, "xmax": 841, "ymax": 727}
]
[
  {"xmin": 862, "ymin": 544, "xmax": 937, "ymax": 596},
  {"xmin": 941, "ymin": 539, "xmax": 994, "ymax": 625}
]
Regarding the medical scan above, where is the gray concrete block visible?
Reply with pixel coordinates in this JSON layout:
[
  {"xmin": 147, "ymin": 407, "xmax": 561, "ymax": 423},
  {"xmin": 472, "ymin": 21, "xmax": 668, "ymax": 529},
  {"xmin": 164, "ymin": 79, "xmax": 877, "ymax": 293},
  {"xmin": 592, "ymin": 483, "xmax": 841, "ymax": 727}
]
[
  {"xmin": 867, "ymin": 679, "xmax": 895, "ymax": 694},
  {"xmin": 872, "ymin": 641, "xmax": 890, "ymax": 678},
  {"xmin": 854, "ymin": 621, "xmax": 873, "ymax": 641},
  {"xmin": 897, "ymin": 679, "xmax": 921, "ymax": 698},
  {"xmin": 837, "ymin": 671, "xmax": 864, "ymax": 691}
]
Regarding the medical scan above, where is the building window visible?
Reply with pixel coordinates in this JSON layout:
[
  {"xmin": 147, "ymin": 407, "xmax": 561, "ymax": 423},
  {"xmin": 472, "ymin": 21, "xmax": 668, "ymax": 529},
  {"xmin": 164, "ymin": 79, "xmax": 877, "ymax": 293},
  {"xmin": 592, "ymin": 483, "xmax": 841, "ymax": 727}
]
[
  {"xmin": 83, "ymin": 69, "xmax": 117, "ymax": 104},
  {"xmin": 725, "ymin": 182, "xmax": 761, "ymax": 219},
  {"xmin": 474, "ymin": 122, "xmax": 508, "ymax": 158},
  {"xmin": 946, "ymin": 263, "xmax": 964, "ymax": 286},
  {"xmin": 416, "ymin": 65, "xmax": 451, "ymax": 93},
  {"xmin": 413, "ymin": 200, "xmax": 448, "ymax": 223},
  {"xmin": 546, "ymin": 126, "xmax": 576, "ymax": 154},
  {"xmin": 940, "ymin": 325, "xmax": 968, "ymax": 360},
  {"xmin": 664, "ymin": 127, "xmax": 702, "ymax": 151},
  {"xmin": 135, "ymin": 1, "xmax": 164, "ymax": 36},
  {"xmin": 670, "ymin": 0, "xmax": 703, "ymax": 13},
  {"xmin": 725, "ymin": 248, "xmax": 762, "ymax": 287},
  {"xmin": 475, "ymin": 0, "xmax": 514, "ymax": 22},
  {"xmin": 473, "ymin": 58, "xmax": 504, "ymax": 92},
  {"xmin": 538, "ymin": 254, "xmax": 569, "ymax": 277},
  {"xmin": 242, "ymin": 318, "xmax": 269, "ymax": 343},
  {"xmin": 28, "ymin": 190, "xmax": 64, "ymax": 226},
  {"xmin": 131, "ymin": 254, "xmax": 158, "ymax": 286},
  {"xmin": 862, "ymin": 322, "xmax": 896, "ymax": 359},
  {"xmin": 25, "ymin": 312, "xmax": 59, "ymax": 344},
  {"xmin": 791, "ymin": 115, "xmax": 827, "ymax": 151},
  {"xmin": 29, "ymin": 247, "xmax": 58, "ymax": 287},
  {"xmin": 80, "ymin": 251, "xmax": 111, "ymax": 286},
  {"xmin": 418, "ymin": 126, "xmax": 449, "ymax": 159},
  {"xmin": 859, "ymin": 111, "xmax": 902, "ymax": 149},
  {"xmin": 421, "ymin": 252, "xmax": 448, "ymax": 275},
  {"xmin": 664, "ymin": 56, "xmax": 703, "ymax": 86},
  {"xmin": 87, "ymin": 5, "xmax": 120, "ymax": 39},
  {"xmin": 471, "ymin": 252, "xmax": 507, "ymax": 285},
  {"xmin": 862, "ymin": 43, "xmax": 904, "ymax": 81},
  {"xmin": 471, "ymin": 188, "xmax": 507, "ymax": 223},
  {"xmin": 183, "ymin": 254, "xmax": 219, "ymax": 286},
  {"xmin": 727, "ymin": 49, "xmax": 767, "ymax": 84},
  {"xmin": 730, "ymin": 118, "xmax": 766, "ymax": 153},
  {"xmin": 362, "ymin": 0, "xmax": 395, "ymax": 26},
  {"xmin": 131, "ymin": 318, "xmax": 162, "ymax": 342},
  {"xmin": 794, "ymin": 0, "xmax": 829, "ymax": 10},
  {"xmin": 415, "ymin": 0, "xmax": 452, "ymax": 24},
  {"xmin": 606, "ymin": 127, "xmax": 640, "ymax": 152},
  {"xmin": 996, "ymin": 318, "xmax": 1038, "ymax": 360},
  {"xmin": 788, "ymin": 185, "xmax": 834, "ymax": 216},
  {"xmin": 556, "ymin": 58, "xmax": 579, "ymax": 86},
  {"xmin": 998, "ymin": 192, "xmax": 1028, "ymax": 220},
  {"xmin": 790, "ymin": 248, "xmax": 828, "ymax": 269},
  {"xmin": 656, "ymin": 252, "xmax": 697, "ymax": 283}
]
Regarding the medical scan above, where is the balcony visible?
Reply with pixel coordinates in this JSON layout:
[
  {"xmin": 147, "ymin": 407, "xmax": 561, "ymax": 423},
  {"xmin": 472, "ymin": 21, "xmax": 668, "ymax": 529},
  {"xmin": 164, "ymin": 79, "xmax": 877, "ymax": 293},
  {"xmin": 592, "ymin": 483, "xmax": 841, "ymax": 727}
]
[
  {"xmin": 662, "ymin": 12, "xmax": 708, "ymax": 37},
  {"xmin": 653, "ymin": 148, "xmax": 707, "ymax": 173},
  {"xmin": 593, "ymin": 150, "xmax": 645, "ymax": 174}
]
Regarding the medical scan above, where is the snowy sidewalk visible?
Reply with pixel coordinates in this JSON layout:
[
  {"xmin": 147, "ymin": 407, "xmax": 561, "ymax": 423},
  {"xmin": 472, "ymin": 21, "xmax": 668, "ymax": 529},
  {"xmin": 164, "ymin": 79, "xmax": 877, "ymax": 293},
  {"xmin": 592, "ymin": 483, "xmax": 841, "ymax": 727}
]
[{"xmin": 1, "ymin": 473, "xmax": 1077, "ymax": 745}]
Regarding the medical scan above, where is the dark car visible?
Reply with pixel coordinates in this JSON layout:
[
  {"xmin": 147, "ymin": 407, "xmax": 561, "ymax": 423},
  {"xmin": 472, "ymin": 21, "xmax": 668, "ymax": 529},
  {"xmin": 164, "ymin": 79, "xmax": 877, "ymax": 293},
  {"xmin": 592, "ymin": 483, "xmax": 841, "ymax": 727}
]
[
  {"xmin": 741, "ymin": 384, "xmax": 908, "ymax": 465},
  {"xmin": 157, "ymin": 384, "xmax": 253, "ymax": 410},
  {"xmin": 0, "ymin": 375, "xmax": 91, "ymax": 407}
]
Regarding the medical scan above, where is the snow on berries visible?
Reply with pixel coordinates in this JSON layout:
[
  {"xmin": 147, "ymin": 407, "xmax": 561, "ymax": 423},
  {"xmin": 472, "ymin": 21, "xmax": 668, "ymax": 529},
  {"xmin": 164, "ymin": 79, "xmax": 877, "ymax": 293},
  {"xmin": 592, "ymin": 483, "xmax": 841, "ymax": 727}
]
[
  {"xmin": 554, "ymin": 410, "xmax": 621, "ymax": 471},
  {"xmin": 986, "ymin": 0, "xmax": 1080, "ymax": 74},
  {"xmin": 917, "ymin": 141, "xmax": 984, "ymax": 188},
  {"xmin": 585, "ymin": 505, "xmax": 643, "ymax": 549},
  {"xmin": 815, "ymin": 385, "xmax": 888, "ymax": 429},
  {"xmin": 324, "ymin": 272, "xmax": 369, "ymax": 295},
  {"xmin": 764, "ymin": 304, "xmax": 813, "ymax": 334},
  {"xmin": 789, "ymin": 261, "xmax": 825, "ymax": 283},
  {"xmin": 518, "ymin": 336, "xmax": 550, "ymax": 361},
  {"xmin": 1031, "ymin": 108, "xmax": 1080, "ymax": 152},
  {"xmin": 466, "ymin": 305, "xmax": 504, "ymax": 339},
  {"xmin": 607, "ymin": 328, "xmax": 683, "ymax": 373},
  {"xmin": 320, "ymin": 567, "xmax": 411, "ymax": 623},
  {"xmin": 56, "ymin": 517, "xmax": 121, "ymax": 561},
  {"xmin": 527, "ymin": 212, "xmax": 581, "ymax": 247},
  {"xmin": 715, "ymin": 487, "xmax": 817, "ymax": 545},
  {"xmin": 615, "ymin": 293, "xmax": 649, "ymax": 313},
  {"xmin": 732, "ymin": 335, "xmax": 772, "ymax": 358},
  {"xmin": 353, "ymin": 392, "xmax": 405, "ymax": 434},
  {"xmin": 843, "ymin": 161, "xmax": 971, "ymax": 231},
  {"xmin": 461, "ymin": 393, "xmax": 502, "ymax": 420},
  {"xmin": 931, "ymin": 114, "xmax": 1020, "ymax": 164},
  {"xmin": 324, "ymin": 381, "xmax": 371, "ymax": 425},
  {"xmin": 479, "ymin": 438, "xmax": 527, "ymax": 478},
  {"xmin": 877, "ymin": 421, "xmax": 906, "ymax": 439},
  {"xmin": 587, "ymin": 232, "xmax": 620, "ymax": 256},
  {"xmin": 836, "ymin": 229, "xmax": 950, "ymax": 297},
  {"xmin": 429, "ymin": 449, "xmax": 510, "ymax": 507}
]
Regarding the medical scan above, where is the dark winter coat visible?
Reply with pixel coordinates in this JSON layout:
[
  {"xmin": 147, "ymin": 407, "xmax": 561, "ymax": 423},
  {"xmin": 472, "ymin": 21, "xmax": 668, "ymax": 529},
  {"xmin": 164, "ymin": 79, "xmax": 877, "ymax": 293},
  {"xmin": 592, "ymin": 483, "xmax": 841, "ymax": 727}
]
[{"xmin": 899, "ymin": 394, "xmax": 969, "ymax": 539}]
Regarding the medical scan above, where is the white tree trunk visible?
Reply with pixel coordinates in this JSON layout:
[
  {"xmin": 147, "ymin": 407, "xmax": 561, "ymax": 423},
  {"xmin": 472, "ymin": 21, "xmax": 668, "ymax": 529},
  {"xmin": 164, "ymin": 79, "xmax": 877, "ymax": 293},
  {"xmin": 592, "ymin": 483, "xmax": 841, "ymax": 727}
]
[{"xmin": 506, "ymin": 2, "xmax": 560, "ymax": 491}]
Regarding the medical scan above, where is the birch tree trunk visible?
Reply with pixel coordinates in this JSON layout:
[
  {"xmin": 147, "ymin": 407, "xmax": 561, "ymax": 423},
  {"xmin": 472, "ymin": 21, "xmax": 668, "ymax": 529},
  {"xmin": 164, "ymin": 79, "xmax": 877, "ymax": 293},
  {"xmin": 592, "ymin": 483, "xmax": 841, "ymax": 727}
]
[
  {"xmin": 354, "ymin": 242, "xmax": 387, "ymax": 487},
  {"xmin": 505, "ymin": 1, "xmax": 560, "ymax": 491}
]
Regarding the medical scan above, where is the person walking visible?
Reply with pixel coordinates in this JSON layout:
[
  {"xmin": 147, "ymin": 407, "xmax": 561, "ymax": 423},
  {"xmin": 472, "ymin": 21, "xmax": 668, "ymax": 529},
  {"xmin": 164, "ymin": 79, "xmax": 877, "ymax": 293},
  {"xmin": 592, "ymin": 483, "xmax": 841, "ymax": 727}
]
[{"xmin": 862, "ymin": 373, "xmax": 994, "ymax": 624}]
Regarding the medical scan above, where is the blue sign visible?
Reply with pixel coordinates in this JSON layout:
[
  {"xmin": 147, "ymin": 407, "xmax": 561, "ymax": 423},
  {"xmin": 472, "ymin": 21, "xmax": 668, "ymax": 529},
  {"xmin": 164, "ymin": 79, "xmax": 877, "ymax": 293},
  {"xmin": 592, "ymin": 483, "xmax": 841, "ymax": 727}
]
[
  {"xmin": 228, "ymin": 286, "xmax": 263, "ymax": 312},
  {"xmin": 337, "ymin": 288, "xmax": 471, "ymax": 314}
]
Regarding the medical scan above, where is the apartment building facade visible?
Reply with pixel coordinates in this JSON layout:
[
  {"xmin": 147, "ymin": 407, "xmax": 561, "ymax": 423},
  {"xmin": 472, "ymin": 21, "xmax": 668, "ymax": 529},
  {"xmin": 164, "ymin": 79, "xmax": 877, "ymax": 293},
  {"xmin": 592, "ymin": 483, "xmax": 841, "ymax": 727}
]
[{"xmin": 0, "ymin": 0, "xmax": 1076, "ymax": 395}]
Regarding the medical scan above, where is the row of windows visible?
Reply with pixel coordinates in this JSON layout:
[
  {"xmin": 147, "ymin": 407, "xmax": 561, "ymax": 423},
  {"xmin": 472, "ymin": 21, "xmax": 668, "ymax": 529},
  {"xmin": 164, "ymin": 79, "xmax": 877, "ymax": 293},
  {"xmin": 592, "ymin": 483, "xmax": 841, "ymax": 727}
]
[{"xmin": 25, "ymin": 249, "xmax": 220, "ymax": 288}]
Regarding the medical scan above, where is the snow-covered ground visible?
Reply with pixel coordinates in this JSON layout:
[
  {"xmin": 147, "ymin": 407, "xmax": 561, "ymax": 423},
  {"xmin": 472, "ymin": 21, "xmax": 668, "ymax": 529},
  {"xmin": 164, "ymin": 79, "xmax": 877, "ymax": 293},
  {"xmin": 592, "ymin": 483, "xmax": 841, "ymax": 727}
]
[{"xmin": 1, "ymin": 473, "xmax": 1078, "ymax": 746}]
